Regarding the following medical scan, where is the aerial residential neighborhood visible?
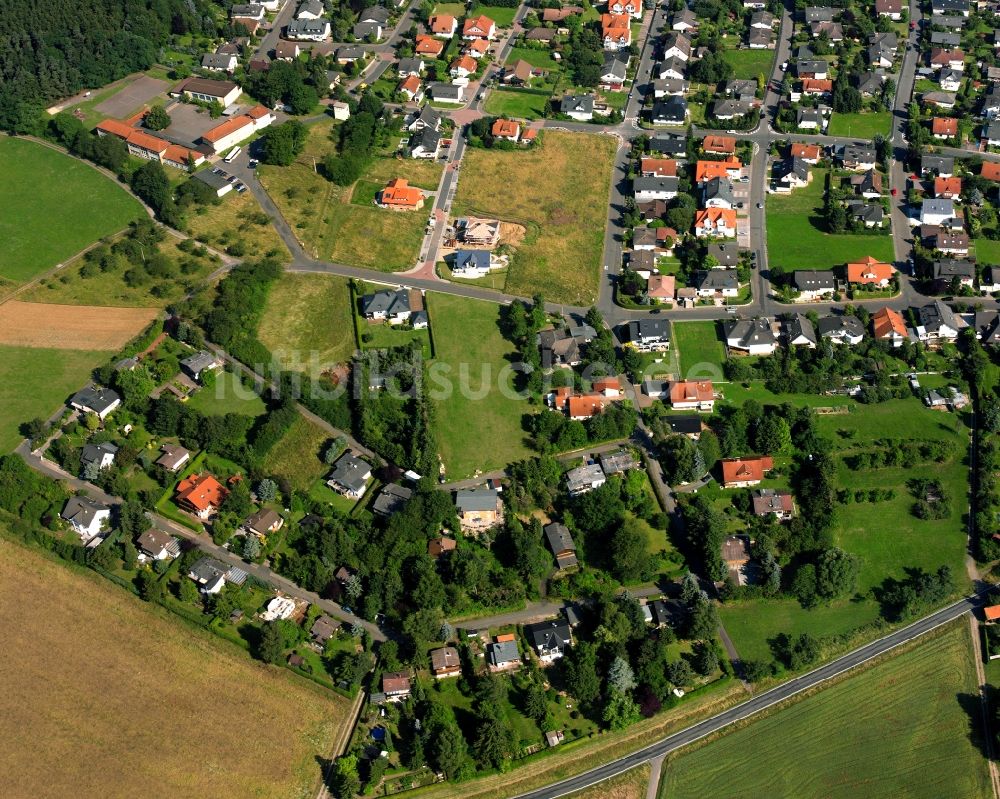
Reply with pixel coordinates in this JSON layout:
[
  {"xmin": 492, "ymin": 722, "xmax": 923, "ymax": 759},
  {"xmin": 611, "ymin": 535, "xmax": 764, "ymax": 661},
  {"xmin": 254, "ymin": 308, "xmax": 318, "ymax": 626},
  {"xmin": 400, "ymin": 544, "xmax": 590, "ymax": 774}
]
[{"xmin": 4, "ymin": 0, "xmax": 1000, "ymax": 798}]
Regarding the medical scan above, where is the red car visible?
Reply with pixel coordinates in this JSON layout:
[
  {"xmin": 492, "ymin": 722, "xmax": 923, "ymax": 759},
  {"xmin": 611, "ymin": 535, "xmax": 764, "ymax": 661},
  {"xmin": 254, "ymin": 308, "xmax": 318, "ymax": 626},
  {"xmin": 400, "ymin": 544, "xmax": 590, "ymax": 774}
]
[{"xmin": 890, "ymin": 188, "xmax": 898, "ymax": 196}]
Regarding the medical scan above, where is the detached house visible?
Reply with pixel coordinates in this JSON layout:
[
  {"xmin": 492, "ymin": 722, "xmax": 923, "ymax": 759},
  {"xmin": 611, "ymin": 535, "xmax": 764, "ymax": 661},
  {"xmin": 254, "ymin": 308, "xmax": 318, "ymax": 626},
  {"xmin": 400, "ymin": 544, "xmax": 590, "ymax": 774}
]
[
  {"xmin": 721, "ymin": 456, "xmax": 774, "ymax": 488},
  {"xmin": 526, "ymin": 620, "xmax": 573, "ymax": 663},
  {"xmin": 694, "ymin": 268, "xmax": 739, "ymax": 297},
  {"xmin": 566, "ymin": 463, "xmax": 606, "ymax": 496},
  {"xmin": 601, "ymin": 13, "xmax": 631, "ymax": 50},
  {"xmin": 431, "ymin": 647, "xmax": 462, "ymax": 678},
  {"xmin": 634, "ymin": 176, "xmax": 679, "ymax": 201},
  {"xmin": 793, "ymin": 270, "xmax": 836, "ymax": 300},
  {"xmin": 847, "ymin": 256, "xmax": 893, "ymax": 286},
  {"xmin": 545, "ymin": 522, "xmax": 578, "ymax": 569},
  {"xmin": 724, "ymin": 317, "xmax": 778, "ymax": 355},
  {"xmin": 872, "ymin": 306, "xmax": 908, "ymax": 346},
  {"xmin": 175, "ymin": 474, "xmax": 228, "ymax": 519},
  {"xmin": 933, "ymin": 259, "xmax": 975, "ymax": 288},
  {"xmin": 669, "ymin": 380, "xmax": 715, "ymax": 412},
  {"xmin": 561, "ymin": 93, "xmax": 595, "ymax": 121},
  {"xmin": 378, "ymin": 178, "xmax": 424, "ymax": 209},
  {"xmin": 360, "ymin": 288, "xmax": 413, "ymax": 322},
  {"xmin": 624, "ymin": 318, "xmax": 672, "ymax": 352},
  {"xmin": 817, "ymin": 314, "xmax": 865, "ymax": 345},
  {"xmin": 429, "ymin": 13, "xmax": 457, "ymax": 37},
  {"xmin": 70, "ymin": 386, "xmax": 121, "ymax": 420},
  {"xmin": 876, "ymin": 0, "xmax": 902, "ymax": 18},
  {"xmin": 487, "ymin": 634, "xmax": 521, "ymax": 672},
  {"xmin": 786, "ymin": 314, "xmax": 817, "ymax": 348},
  {"xmin": 694, "ymin": 208, "xmax": 737, "ymax": 238},
  {"xmin": 753, "ymin": 489, "xmax": 795, "ymax": 518},
  {"xmin": 456, "ymin": 486, "xmax": 503, "ymax": 532},
  {"xmin": 462, "ymin": 14, "xmax": 496, "ymax": 40},
  {"xmin": 915, "ymin": 300, "xmax": 961, "ymax": 342},
  {"xmin": 155, "ymin": 444, "xmax": 191, "ymax": 473},
  {"xmin": 61, "ymin": 496, "xmax": 111, "ymax": 541},
  {"xmin": 327, "ymin": 453, "xmax": 372, "ymax": 499},
  {"xmin": 136, "ymin": 528, "xmax": 181, "ymax": 561}
]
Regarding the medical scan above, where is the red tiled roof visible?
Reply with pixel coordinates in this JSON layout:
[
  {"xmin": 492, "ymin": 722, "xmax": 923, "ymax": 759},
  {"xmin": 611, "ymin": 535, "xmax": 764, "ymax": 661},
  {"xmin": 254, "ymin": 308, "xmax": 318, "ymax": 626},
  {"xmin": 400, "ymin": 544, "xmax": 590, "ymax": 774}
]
[
  {"xmin": 568, "ymin": 393, "xmax": 609, "ymax": 418},
  {"xmin": 873, "ymin": 306, "xmax": 907, "ymax": 338},
  {"xmin": 934, "ymin": 176, "xmax": 962, "ymax": 196},
  {"xmin": 931, "ymin": 117, "xmax": 958, "ymax": 136},
  {"xmin": 801, "ymin": 78, "xmax": 833, "ymax": 93},
  {"xmin": 126, "ymin": 130, "xmax": 168, "ymax": 153},
  {"xmin": 703, "ymin": 134, "xmax": 736, "ymax": 154},
  {"xmin": 847, "ymin": 256, "xmax": 893, "ymax": 284},
  {"xmin": 415, "ymin": 35, "xmax": 445, "ymax": 55},
  {"xmin": 641, "ymin": 157, "xmax": 677, "ymax": 177},
  {"xmin": 695, "ymin": 158, "xmax": 741, "ymax": 183},
  {"xmin": 670, "ymin": 380, "xmax": 713, "ymax": 405},
  {"xmin": 429, "ymin": 14, "xmax": 456, "ymax": 33},
  {"xmin": 175, "ymin": 474, "xmax": 228, "ymax": 512},
  {"xmin": 647, "ymin": 274, "xmax": 675, "ymax": 298},
  {"xmin": 463, "ymin": 14, "xmax": 496, "ymax": 37},
  {"xmin": 982, "ymin": 162, "xmax": 1000, "ymax": 181},
  {"xmin": 380, "ymin": 178, "xmax": 422, "ymax": 207},
  {"xmin": 491, "ymin": 118, "xmax": 520, "ymax": 138},
  {"xmin": 201, "ymin": 114, "xmax": 253, "ymax": 143},
  {"xmin": 791, "ymin": 143, "xmax": 821, "ymax": 160},
  {"xmin": 96, "ymin": 118, "xmax": 135, "ymax": 139},
  {"xmin": 985, "ymin": 605, "xmax": 1000, "ymax": 621},
  {"xmin": 721, "ymin": 456, "xmax": 774, "ymax": 485}
]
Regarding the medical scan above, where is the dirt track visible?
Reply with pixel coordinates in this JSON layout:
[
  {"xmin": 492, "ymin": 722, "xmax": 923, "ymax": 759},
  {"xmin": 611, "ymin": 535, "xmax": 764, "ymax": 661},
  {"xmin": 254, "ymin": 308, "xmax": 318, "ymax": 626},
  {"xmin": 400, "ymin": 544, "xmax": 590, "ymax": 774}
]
[{"xmin": 0, "ymin": 301, "xmax": 157, "ymax": 350}]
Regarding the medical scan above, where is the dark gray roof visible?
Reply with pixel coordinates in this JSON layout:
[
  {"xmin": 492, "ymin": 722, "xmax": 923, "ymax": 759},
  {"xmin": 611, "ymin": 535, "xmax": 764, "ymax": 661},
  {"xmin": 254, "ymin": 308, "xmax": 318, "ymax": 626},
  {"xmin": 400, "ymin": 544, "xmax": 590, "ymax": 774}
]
[
  {"xmin": 804, "ymin": 6, "xmax": 834, "ymax": 23},
  {"xmin": 601, "ymin": 53, "xmax": 628, "ymax": 81},
  {"xmin": 666, "ymin": 415, "xmax": 703, "ymax": 435},
  {"xmin": 626, "ymin": 317, "xmax": 672, "ymax": 342},
  {"xmin": 921, "ymin": 154, "xmax": 954, "ymax": 174},
  {"xmin": 81, "ymin": 441, "xmax": 118, "ymax": 465},
  {"xmin": 328, "ymin": 452, "xmax": 372, "ymax": 493},
  {"xmin": 711, "ymin": 99, "xmax": 753, "ymax": 118},
  {"xmin": 649, "ymin": 134, "xmax": 686, "ymax": 156},
  {"xmin": 634, "ymin": 175, "xmax": 679, "ymax": 194},
  {"xmin": 297, "ymin": 0, "xmax": 323, "ymax": 16},
  {"xmin": 360, "ymin": 288, "xmax": 410, "ymax": 316},
  {"xmin": 287, "ymin": 18, "xmax": 329, "ymax": 37},
  {"xmin": 930, "ymin": 30, "xmax": 961, "ymax": 46},
  {"xmin": 707, "ymin": 243, "xmax": 740, "ymax": 267},
  {"xmin": 353, "ymin": 21, "xmax": 383, "ymax": 38},
  {"xmin": 798, "ymin": 59, "xmax": 828, "ymax": 75},
  {"xmin": 748, "ymin": 27, "xmax": 774, "ymax": 46},
  {"xmin": 430, "ymin": 82, "xmax": 463, "ymax": 100},
  {"xmin": 933, "ymin": 259, "xmax": 975, "ymax": 279},
  {"xmin": 61, "ymin": 495, "xmax": 110, "ymax": 528},
  {"xmin": 201, "ymin": 53, "xmax": 234, "ymax": 69},
  {"xmin": 398, "ymin": 57, "xmax": 424, "ymax": 76},
  {"xmin": 358, "ymin": 6, "xmax": 390, "ymax": 24},
  {"xmin": 797, "ymin": 108, "xmax": 824, "ymax": 125},
  {"xmin": 561, "ymin": 94, "xmax": 594, "ymax": 114},
  {"xmin": 488, "ymin": 639, "xmax": 520, "ymax": 666},
  {"xmin": 725, "ymin": 317, "xmax": 777, "ymax": 348},
  {"xmin": 189, "ymin": 556, "xmax": 228, "ymax": 583},
  {"xmin": 917, "ymin": 300, "xmax": 961, "ymax": 333},
  {"xmin": 703, "ymin": 176, "xmax": 734, "ymax": 204},
  {"xmin": 336, "ymin": 45, "xmax": 366, "ymax": 60},
  {"xmin": 695, "ymin": 268, "xmax": 738, "ymax": 291},
  {"xmin": 181, "ymin": 350, "xmax": 219, "ymax": 376},
  {"xmin": 525, "ymin": 619, "xmax": 572, "ymax": 653},
  {"xmin": 794, "ymin": 270, "xmax": 835, "ymax": 291},
  {"xmin": 841, "ymin": 144, "xmax": 876, "ymax": 163},
  {"xmin": 786, "ymin": 313, "xmax": 817, "ymax": 344},
  {"xmin": 70, "ymin": 386, "xmax": 120, "ymax": 415},
  {"xmin": 725, "ymin": 79, "xmax": 758, "ymax": 96},
  {"xmin": 412, "ymin": 126, "xmax": 441, "ymax": 151},
  {"xmin": 195, "ymin": 170, "xmax": 231, "ymax": 191},
  {"xmin": 817, "ymin": 314, "xmax": 864, "ymax": 340},
  {"xmin": 783, "ymin": 156, "xmax": 809, "ymax": 181},
  {"xmin": 372, "ymin": 483, "xmax": 413, "ymax": 516},
  {"xmin": 453, "ymin": 249, "xmax": 491, "ymax": 271},
  {"xmin": 599, "ymin": 448, "xmax": 638, "ymax": 474},
  {"xmin": 455, "ymin": 486, "xmax": 499, "ymax": 513}
]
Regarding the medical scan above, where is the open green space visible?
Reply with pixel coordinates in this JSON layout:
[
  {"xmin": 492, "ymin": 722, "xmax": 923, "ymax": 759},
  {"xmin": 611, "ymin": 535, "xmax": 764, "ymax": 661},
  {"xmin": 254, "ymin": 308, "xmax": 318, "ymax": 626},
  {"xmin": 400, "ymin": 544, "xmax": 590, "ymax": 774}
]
[
  {"xmin": 453, "ymin": 131, "xmax": 615, "ymax": 305},
  {"xmin": 259, "ymin": 121, "xmax": 435, "ymax": 272},
  {"xmin": 659, "ymin": 622, "xmax": 991, "ymax": 799},
  {"xmin": 259, "ymin": 413, "xmax": 331, "ymax": 492},
  {"xmin": 721, "ymin": 48, "xmax": 773, "ymax": 81},
  {"xmin": 484, "ymin": 89, "xmax": 551, "ymax": 119},
  {"xmin": 973, "ymin": 238, "xmax": 1000, "ymax": 265},
  {"xmin": 432, "ymin": 2, "xmax": 466, "ymax": 16},
  {"xmin": 0, "ymin": 138, "xmax": 143, "ymax": 285},
  {"xmin": 720, "ymin": 396, "xmax": 970, "ymax": 666},
  {"xmin": 426, "ymin": 293, "xmax": 534, "ymax": 479},
  {"xmin": 0, "ymin": 345, "xmax": 108, "ymax": 453},
  {"xmin": 479, "ymin": 5, "xmax": 518, "ymax": 26},
  {"xmin": 360, "ymin": 320, "xmax": 432, "ymax": 356},
  {"xmin": 827, "ymin": 111, "xmax": 892, "ymax": 139},
  {"xmin": 258, "ymin": 272, "xmax": 356, "ymax": 372},
  {"xmin": 184, "ymin": 372, "xmax": 267, "ymax": 417},
  {"xmin": 674, "ymin": 321, "xmax": 725, "ymax": 380},
  {"xmin": 505, "ymin": 46, "xmax": 562, "ymax": 72},
  {"xmin": 766, "ymin": 169, "xmax": 895, "ymax": 270}
]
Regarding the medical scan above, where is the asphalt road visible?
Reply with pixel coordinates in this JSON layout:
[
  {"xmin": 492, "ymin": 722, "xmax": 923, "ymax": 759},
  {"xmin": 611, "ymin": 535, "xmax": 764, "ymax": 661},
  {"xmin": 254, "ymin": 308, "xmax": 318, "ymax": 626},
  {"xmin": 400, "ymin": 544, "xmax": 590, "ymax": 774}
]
[{"xmin": 513, "ymin": 593, "xmax": 985, "ymax": 799}]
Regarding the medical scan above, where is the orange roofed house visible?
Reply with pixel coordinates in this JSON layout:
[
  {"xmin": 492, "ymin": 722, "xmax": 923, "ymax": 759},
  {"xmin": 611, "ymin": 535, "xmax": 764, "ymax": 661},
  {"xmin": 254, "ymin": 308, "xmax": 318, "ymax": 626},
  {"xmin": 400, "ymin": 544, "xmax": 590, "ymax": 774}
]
[
  {"xmin": 790, "ymin": 142, "xmax": 821, "ymax": 163},
  {"xmin": 415, "ymin": 34, "xmax": 445, "ymax": 57},
  {"xmin": 982, "ymin": 162, "xmax": 1000, "ymax": 181},
  {"xmin": 462, "ymin": 14, "xmax": 496, "ymax": 40},
  {"xmin": 694, "ymin": 208, "xmax": 737, "ymax": 238},
  {"xmin": 201, "ymin": 105, "xmax": 274, "ymax": 154},
  {"xmin": 492, "ymin": 118, "xmax": 521, "ymax": 141},
  {"xmin": 695, "ymin": 157, "xmax": 742, "ymax": 183},
  {"xmin": 872, "ymin": 306, "xmax": 908, "ymax": 347},
  {"xmin": 934, "ymin": 176, "xmax": 962, "ymax": 199},
  {"xmin": 641, "ymin": 157, "xmax": 677, "ymax": 177},
  {"xmin": 429, "ymin": 13, "xmax": 457, "ymax": 37},
  {"xmin": 721, "ymin": 456, "xmax": 774, "ymax": 488},
  {"xmin": 601, "ymin": 13, "xmax": 631, "ymax": 50},
  {"xmin": 702, "ymin": 134, "xmax": 736, "ymax": 155},
  {"xmin": 931, "ymin": 117, "xmax": 958, "ymax": 139},
  {"xmin": 175, "ymin": 474, "xmax": 229, "ymax": 519},
  {"xmin": 669, "ymin": 380, "xmax": 715, "ymax": 412},
  {"xmin": 847, "ymin": 256, "xmax": 893, "ymax": 286},
  {"xmin": 379, "ymin": 178, "xmax": 424, "ymax": 209}
]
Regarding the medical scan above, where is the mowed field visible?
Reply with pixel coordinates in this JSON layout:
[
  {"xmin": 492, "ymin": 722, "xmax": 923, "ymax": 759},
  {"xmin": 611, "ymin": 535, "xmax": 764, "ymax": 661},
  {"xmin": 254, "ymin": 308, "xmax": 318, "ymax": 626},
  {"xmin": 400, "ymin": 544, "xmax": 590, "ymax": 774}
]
[
  {"xmin": 674, "ymin": 321, "xmax": 726, "ymax": 380},
  {"xmin": 0, "ymin": 345, "xmax": 108, "ymax": 452},
  {"xmin": 0, "ymin": 301, "xmax": 157, "ymax": 350},
  {"xmin": 427, "ymin": 293, "xmax": 534, "ymax": 478},
  {"xmin": 259, "ymin": 121, "xmax": 441, "ymax": 272},
  {"xmin": 0, "ymin": 537, "xmax": 348, "ymax": 799},
  {"xmin": 0, "ymin": 138, "xmax": 143, "ymax": 284},
  {"xmin": 766, "ymin": 169, "xmax": 895, "ymax": 270},
  {"xmin": 722, "ymin": 47, "xmax": 774, "ymax": 81},
  {"xmin": 658, "ymin": 622, "xmax": 991, "ymax": 799},
  {"xmin": 452, "ymin": 131, "xmax": 616, "ymax": 305},
  {"xmin": 720, "ymin": 397, "xmax": 971, "ymax": 665},
  {"xmin": 258, "ymin": 272, "xmax": 356, "ymax": 371}
]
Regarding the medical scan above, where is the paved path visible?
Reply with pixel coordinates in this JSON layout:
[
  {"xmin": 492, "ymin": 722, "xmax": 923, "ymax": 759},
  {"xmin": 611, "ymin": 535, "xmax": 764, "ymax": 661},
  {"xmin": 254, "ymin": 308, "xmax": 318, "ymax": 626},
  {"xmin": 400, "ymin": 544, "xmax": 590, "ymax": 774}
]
[
  {"xmin": 512, "ymin": 593, "xmax": 987, "ymax": 799},
  {"xmin": 645, "ymin": 756, "xmax": 663, "ymax": 799}
]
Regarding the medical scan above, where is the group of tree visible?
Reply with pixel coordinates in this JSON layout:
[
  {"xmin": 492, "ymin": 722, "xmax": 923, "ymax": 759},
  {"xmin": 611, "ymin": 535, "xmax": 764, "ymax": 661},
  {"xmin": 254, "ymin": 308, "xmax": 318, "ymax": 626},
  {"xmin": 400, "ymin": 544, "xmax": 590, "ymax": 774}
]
[
  {"xmin": 323, "ymin": 92, "xmax": 387, "ymax": 185},
  {"xmin": 259, "ymin": 120, "xmax": 308, "ymax": 166}
]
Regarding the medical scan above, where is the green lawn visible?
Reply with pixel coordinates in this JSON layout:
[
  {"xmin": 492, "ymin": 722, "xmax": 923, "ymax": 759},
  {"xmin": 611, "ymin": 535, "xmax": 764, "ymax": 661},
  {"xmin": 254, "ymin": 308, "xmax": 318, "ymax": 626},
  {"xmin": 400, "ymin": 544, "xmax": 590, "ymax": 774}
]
[
  {"xmin": 484, "ymin": 89, "xmax": 551, "ymax": 120},
  {"xmin": 973, "ymin": 238, "xmax": 1000, "ymax": 265},
  {"xmin": 480, "ymin": 5, "xmax": 518, "ymax": 26},
  {"xmin": 259, "ymin": 414, "xmax": 331, "ymax": 492},
  {"xmin": 257, "ymin": 272, "xmax": 356, "ymax": 373},
  {"xmin": 766, "ymin": 169, "xmax": 895, "ymax": 271},
  {"xmin": 0, "ymin": 138, "xmax": 143, "ymax": 285},
  {"xmin": 184, "ymin": 372, "xmax": 267, "ymax": 417},
  {"xmin": 720, "ymin": 396, "xmax": 971, "ymax": 667},
  {"xmin": 721, "ymin": 48, "xmax": 774, "ymax": 81},
  {"xmin": 426, "ymin": 293, "xmax": 534, "ymax": 479},
  {"xmin": 360, "ymin": 321, "xmax": 432, "ymax": 357},
  {"xmin": 505, "ymin": 46, "xmax": 562, "ymax": 72},
  {"xmin": 350, "ymin": 180, "xmax": 384, "ymax": 207},
  {"xmin": 674, "ymin": 321, "xmax": 725, "ymax": 380},
  {"xmin": 659, "ymin": 622, "xmax": 991, "ymax": 799},
  {"xmin": 826, "ymin": 111, "xmax": 892, "ymax": 139},
  {"xmin": 0, "ymin": 345, "xmax": 109, "ymax": 453}
]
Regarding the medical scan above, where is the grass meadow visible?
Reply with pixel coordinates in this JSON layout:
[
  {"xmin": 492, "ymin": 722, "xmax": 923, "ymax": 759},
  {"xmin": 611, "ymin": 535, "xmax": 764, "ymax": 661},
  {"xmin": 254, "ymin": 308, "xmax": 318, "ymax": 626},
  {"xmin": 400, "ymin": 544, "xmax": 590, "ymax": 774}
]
[
  {"xmin": 766, "ymin": 169, "xmax": 895, "ymax": 271},
  {"xmin": 658, "ymin": 622, "xmax": 990, "ymax": 799},
  {"xmin": 0, "ymin": 535, "xmax": 348, "ymax": 799},
  {"xmin": 426, "ymin": 292, "xmax": 534, "ymax": 478},
  {"xmin": 184, "ymin": 189, "xmax": 290, "ymax": 263},
  {"xmin": 260, "ymin": 413, "xmax": 332, "ymax": 491},
  {"xmin": 674, "ymin": 321, "xmax": 726, "ymax": 379},
  {"xmin": 827, "ymin": 111, "xmax": 892, "ymax": 139},
  {"xmin": 185, "ymin": 372, "xmax": 267, "ymax": 417},
  {"xmin": 0, "ymin": 345, "xmax": 108, "ymax": 453},
  {"xmin": 452, "ymin": 132, "xmax": 615, "ymax": 305},
  {"xmin": 257, "ymin": 271, "xmax": 356, "ymax": 371},
  {"xmin": 721, "ymin": 48, "xmax": 774, "ymax": 81},
  {"xmin": 0, "ymin": 138, "xmax": 143, "ymax": 285}
]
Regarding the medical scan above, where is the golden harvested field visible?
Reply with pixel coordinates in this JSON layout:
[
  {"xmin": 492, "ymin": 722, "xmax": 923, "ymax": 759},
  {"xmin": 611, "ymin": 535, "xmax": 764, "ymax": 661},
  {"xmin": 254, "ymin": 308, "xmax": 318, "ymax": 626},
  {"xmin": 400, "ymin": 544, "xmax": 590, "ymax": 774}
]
[
  {"xmin": 259, "ymin": 121, "xmax": 429, "ymax": 272},
  {"xmin": 258, "ymin": 271, "xmax": 356, "ymax": 372},
  {"xmin": 0, "ymin": 537, "xmax": 348, "ymax": 799},
  {"xmin": 0, "ymin": 301, "xmax": 157, "ymax": 349},
  {"xmin": 452, "ymin": 132, "xmax": 616, "ymax": 305},
  {"xmin": 185, "ymin": 190, "xmax": 291, "ymax": 264},
  {"xmin": 568, "ymin": 766, "xmax": 650, "ymax": 799}
]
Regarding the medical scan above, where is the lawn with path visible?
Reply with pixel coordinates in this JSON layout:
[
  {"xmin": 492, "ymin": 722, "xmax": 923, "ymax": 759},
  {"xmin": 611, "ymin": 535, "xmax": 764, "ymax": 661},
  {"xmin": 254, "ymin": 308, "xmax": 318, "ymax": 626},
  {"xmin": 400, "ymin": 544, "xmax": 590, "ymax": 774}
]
[
  {"xmin": 0, "ymin": 137, "xmax": 143, "ymax": 286},
  {"xmin": 658, "ymin": 622, "xmax": 991, "ymax": 799},
  {"xmin": 258, "ymin": 272, "xmax": 356, "ymax": 372},
  {"xmin": 0, "ymin": 345, "xmax": 109, "ymax": 453},
  {"xmin": 426, "ymin": 292, "xmax": 534, "ymax": 479},
  {"xmin": 766, "ymin": 169, "xmax": 895, "ymax": 271},
  {"xmin": 452, "ymin": 131, "xmax": 615, "ymax": 305}
]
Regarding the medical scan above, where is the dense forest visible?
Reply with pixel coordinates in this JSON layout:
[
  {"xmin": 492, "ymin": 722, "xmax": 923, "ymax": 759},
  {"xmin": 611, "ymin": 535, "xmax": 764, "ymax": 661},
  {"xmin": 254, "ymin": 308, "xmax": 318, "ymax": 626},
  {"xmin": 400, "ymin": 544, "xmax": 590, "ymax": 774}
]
[{"xmin": 0, "ymin": 0, "xmax": 215, "ymax": 128}]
